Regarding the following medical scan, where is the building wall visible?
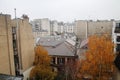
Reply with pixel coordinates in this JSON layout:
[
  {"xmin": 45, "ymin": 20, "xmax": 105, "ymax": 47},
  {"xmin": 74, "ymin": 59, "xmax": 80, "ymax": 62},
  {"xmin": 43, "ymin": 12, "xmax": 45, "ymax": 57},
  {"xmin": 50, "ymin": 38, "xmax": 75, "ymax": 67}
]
[
  {"xmin": 0, "ymin": 14, "xmax": 35, "ymax": 76},
  {"xmin": 12, "ymin": 18, "xmax": 35, "ymax": 72},
  {"xmin": 74, "ymin": 20, "xmax": 113, "ymax": 40},
  {"xmin": 41, "ymin": 18, "xmax": 50, "ymax": 35},
  {"xmin": 0, "ymin": 14, "xmax": 15, "ymax": 75},
  {"xmin": 112, "ymin": 21, "xmax": 120, "ymax": 53},
  {"xmin": 65, "ymin": 23, "xmax": 74, "ymax": 33},
  {"xmin": 33, "ymin": 31, "xmax": 48, "ymax": 38},
  {"xmin": 88, "ymin": 21, "xmax": 113, "ymax": 36},
  {"xmin": 50, "ymin": 20, "xmax": 59, "ymax": 35},
  {"xmin": 58, "ymin": 22, "xmax": 64, "ymax": 34},
  {"xmin": 53, "ymin": 21, "xmax": 59, "ymax": 32},
  {"xmin": 74, "ymin": 20, "xmax": 87, "ymax": 40},
  {"xmin": 30, "ymin": 19, "xmax": 41, "ymax": 31},
  {"xmin": 31, "ymin": 18, "xmax": 50, "ymax": 37}
]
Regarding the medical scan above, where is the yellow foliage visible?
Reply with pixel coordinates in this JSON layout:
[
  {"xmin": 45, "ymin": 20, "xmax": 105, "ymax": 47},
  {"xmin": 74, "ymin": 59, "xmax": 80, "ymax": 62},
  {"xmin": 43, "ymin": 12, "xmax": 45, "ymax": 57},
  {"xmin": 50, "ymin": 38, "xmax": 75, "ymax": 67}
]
[
  {"xmin": 33, "ymin": 45, "xmax": 51, "ymax": 65},
  {"xmin": 80, "ymin": 35, "xmax": 115, "ymax": 79},
  {"xmin": 30, "ymin": 45, "xmax": 56, "ymax": 80}
]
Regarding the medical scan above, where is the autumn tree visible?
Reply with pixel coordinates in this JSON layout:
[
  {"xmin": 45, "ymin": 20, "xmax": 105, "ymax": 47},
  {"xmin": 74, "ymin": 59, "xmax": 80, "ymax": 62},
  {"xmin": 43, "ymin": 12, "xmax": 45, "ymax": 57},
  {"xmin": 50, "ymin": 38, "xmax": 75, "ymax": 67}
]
[
  {"xmin": 80, "ymin": 35, "xmax": 115, "ymax": 80},
  {"xmin": 64, "ymin": 60, "xmax": 82, "ymax": 80},
  {"xmin": 30, "ymin": 45, "xmax": 56, "ymax": 80}
]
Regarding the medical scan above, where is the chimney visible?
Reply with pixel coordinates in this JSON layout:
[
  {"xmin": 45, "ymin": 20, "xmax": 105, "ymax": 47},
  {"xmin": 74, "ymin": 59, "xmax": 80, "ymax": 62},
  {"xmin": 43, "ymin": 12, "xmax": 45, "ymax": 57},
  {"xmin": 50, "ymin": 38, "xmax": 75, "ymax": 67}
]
[{"xmin": 22, "ymin": 14, "xmax": 29, "ymax": 22}]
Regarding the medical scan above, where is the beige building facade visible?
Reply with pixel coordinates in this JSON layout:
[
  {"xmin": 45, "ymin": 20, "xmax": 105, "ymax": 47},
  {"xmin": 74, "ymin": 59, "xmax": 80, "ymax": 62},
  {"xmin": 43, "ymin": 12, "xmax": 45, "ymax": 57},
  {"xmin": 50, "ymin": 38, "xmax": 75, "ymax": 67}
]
[
  {"xmin": 74, "ymin": 20, "xmax": 114, "ymax": 40},
  {"xmin": 0, "ymin": 14, "xmax": 34, "ymax": 76},
  {"xmin": 0, "ymin": 14, "xmax": 15, "ymax": 75}
]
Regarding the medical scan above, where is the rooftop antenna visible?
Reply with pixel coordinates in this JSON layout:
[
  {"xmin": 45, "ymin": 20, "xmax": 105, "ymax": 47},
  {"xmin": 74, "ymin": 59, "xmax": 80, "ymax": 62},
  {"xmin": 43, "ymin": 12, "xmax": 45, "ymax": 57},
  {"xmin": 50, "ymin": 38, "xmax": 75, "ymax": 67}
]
[{"xmin": 14, "ymin": 8, "xmax": 16, "ymax": 19}]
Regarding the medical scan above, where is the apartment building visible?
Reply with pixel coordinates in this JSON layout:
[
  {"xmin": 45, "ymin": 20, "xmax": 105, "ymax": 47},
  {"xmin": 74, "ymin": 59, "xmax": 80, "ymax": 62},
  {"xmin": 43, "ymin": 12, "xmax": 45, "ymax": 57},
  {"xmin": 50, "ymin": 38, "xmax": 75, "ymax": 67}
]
[
  {"xmin": 0, "ymin": 14, "xmax": 15, "ymax": 75},
  {"xmin": 64, "ymin": 23, "xmax": 74, "ymax": 33},
  {"xmin": 50, "ymin": 20, "xmax": 59, "ymax": 35},
  {"xmin": 112, "ymin": 21, "xmax": 120, "ymax": 53},
  {"xmin": 74, "ymin": 20, "xmax": 114, "ymax": 40},
  {"xmin": 31, "ymin": 19, "xmax": 75, "ymax": 37},
  {"xmin": 37, "ymin": 36, "xmax": 77, "ymax": 72},
  {"xmin": 57, "ymin": 22, "xmax": 64, "ymax": 34},
  {"xmin": 0, "ymin": 14, "xmax": 34, "ymax": 78},
  {"xmin": 31, "ymin": 18, "xmax": 50, "ymax": 35}
]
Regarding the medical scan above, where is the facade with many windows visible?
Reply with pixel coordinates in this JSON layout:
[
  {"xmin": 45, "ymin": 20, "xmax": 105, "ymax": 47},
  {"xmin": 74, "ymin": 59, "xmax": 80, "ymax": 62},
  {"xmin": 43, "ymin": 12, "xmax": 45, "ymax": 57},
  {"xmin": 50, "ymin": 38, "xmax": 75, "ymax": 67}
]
[{"xmin": 112, "ymin": 21, "xmax": 120, "ymax": 53}]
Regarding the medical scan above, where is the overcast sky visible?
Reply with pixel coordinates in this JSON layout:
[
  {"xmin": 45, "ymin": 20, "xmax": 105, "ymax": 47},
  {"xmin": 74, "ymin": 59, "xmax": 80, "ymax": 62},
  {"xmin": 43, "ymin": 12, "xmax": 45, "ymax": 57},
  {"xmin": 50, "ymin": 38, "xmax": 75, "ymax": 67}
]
[{"xmin": 1, "ymin": 0, "xmax": 120, "ymax": 22}]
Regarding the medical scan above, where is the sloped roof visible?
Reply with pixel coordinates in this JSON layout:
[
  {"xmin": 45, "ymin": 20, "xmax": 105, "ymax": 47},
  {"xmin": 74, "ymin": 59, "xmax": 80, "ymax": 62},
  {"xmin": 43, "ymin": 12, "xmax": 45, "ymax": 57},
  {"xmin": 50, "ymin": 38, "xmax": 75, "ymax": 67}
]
[
  {"xmin": 80, "ymin": 38, "xmax": 88, "ymax": 48},
  {"xmin": 37, "ymin": 37, "xmax": 75, "ymax": 56},
  {"xmin": 45, "ymin": 43, "xmax": 74, "ymax": 56},
  {"xmin": 37, "ymin": 37, "xmax": 65, "ymax": 47}
]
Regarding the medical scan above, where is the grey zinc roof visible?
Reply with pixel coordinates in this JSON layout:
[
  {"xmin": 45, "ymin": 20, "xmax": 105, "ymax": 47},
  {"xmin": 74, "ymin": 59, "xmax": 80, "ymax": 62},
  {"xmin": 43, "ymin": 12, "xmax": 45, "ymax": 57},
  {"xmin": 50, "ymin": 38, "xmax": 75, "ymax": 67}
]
[
  {"xmin": 37, "ymin": 37, "xmax": 75, "ymax": 56},
  {"xmin": 45, "ymin": 43, "xmax": 74, "ymax": 56},
  {"xmin": 37, "ymin": 37, "xmax": 65, "ymax": 47}
]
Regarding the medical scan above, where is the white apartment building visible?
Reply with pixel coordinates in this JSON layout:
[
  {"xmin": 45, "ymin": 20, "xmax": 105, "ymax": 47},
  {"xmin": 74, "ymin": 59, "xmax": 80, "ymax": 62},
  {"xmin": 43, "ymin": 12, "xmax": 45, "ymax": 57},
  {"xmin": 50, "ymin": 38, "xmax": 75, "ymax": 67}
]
[
  {"xmin": 31, "ymin": 19, "xmax": 74, "ymax": 37},
  {"xmin": 64, "ymin": 23, "xmax": 74, "ymax": 33},
  {"xmin": 112, "ymin": 21, "xmax": 120, "ymax": 53},
  {"xmin": 50, "ymin": 20, "xmax": 59, "ymax": 35},
  {"xmin": 30, "ymin": 18, "xmax": 50, "ymax": 35},
  {"xmin": 58, "ymin": 22, "xmax": 64, "ymax": 34}
]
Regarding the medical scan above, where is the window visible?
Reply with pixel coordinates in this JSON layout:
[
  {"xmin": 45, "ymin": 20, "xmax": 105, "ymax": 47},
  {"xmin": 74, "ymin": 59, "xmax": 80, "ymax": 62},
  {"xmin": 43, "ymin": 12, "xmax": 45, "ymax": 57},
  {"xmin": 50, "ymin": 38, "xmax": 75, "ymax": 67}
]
[
  {"xmin": 12, "ymin": 27, "xmax": 16, "ymax": 34},
  {"xmin": 116, "ymin": 44, "xmax": 120, "ymax": 52},
  {"xmin": 116, "ymin": 23, "xmax": 120, "ymax": 28},
  {"xmin": 117, "ymin": 36, "xmax": 120, "ymax": 42},
  {"xmin": 51, "ymin": 57, "xmax": 55, "ymax": 64},
  {"xmin": 57, "ymin": 58, "xmax": 65, "ymax": 65},
  {"xmin": 115, "ymin": 23, "xmax": 120, "ymax": 33},
  {"xmin": 101, "ymin": 26, "xmax": 103, "ymax": 29}
]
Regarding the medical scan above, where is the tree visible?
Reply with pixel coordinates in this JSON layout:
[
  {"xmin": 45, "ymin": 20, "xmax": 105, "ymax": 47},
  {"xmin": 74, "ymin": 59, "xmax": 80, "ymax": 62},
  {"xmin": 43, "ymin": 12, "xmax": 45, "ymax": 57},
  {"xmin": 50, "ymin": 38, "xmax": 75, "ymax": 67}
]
[
  {"xmin": 80, "ymin": 35, "xmax": 115, "ymax": 80},
  {"xmin": 30, "ymin": 45, "xmax": 56, "ymax": 80},
  {"xmin": 64, "ymin": 60, "xmax": 82, "ymax": 80}
]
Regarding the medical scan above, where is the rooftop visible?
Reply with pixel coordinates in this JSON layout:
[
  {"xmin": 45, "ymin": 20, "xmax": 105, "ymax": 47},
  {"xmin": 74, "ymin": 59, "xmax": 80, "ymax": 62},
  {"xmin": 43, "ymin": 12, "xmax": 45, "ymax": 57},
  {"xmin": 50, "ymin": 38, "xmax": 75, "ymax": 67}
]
[
  {"xmin": 37, "ymin": 36, "xmax": 65, "ymax": 47},
  {"xmin": 0, "ymin": 74, "xmax": 23, "ymax": 80},
  {"xmin": 37, "ymin": 36, "xmax": 75, "ymax": 56},
  {"xmin": 45, "ymin": 42, "xmax": 75, "ymax": 56}
]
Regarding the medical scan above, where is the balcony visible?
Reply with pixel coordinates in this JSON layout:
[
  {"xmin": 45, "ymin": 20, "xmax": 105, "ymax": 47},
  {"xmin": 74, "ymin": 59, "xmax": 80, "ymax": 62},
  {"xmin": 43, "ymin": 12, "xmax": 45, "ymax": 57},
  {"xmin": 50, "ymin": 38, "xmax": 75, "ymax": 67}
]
[
  {"xmin": 117, "ymin": 36, "xmax": 120, "ymax": 42},
  {"xmin": 115, "ymin": 27, "xmax": 120, "ymax": 33},
  {"xmin": 116, "ymin": 44, "xmax": 120, "ymax": 52}
]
